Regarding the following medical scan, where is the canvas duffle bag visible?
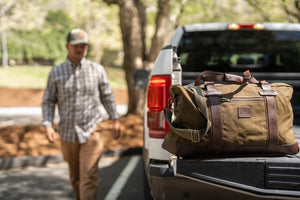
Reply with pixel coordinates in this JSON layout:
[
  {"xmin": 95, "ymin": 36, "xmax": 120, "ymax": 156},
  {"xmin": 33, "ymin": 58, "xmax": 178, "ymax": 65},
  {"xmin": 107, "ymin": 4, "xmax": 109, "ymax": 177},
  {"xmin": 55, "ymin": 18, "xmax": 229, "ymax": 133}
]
[{"xmin": 162, "ymin": 70, "xmax": 299, "ymax": 157}]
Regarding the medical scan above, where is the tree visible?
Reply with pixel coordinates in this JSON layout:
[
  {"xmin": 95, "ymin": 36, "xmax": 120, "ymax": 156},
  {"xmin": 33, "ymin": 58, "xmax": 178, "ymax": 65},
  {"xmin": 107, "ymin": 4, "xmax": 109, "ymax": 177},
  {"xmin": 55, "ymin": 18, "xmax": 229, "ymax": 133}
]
[
  {"xmin": 246, "ymin": 0, "xmax": 300, "ymax": 23},
  {"xmin": 49, "ymin": 0, "xmax": 122, "ymax": 65},
  {"xmin": 0, "ymin": 0, "xmax": 47, "ymax": 67},
  {"xmin": 2, "ymin": 10, "xmax": 73, "ymax": 65},
  {"xmin": 1, "ymin": 0, "xmax": 17, "ymax": 68},
  {"xmin": 103, "ymin": 0, "xmax": 170, "ymax": 114},
  {"xmin": 279, "ymin": 0, "xmax": 300, "ymax": 22}
]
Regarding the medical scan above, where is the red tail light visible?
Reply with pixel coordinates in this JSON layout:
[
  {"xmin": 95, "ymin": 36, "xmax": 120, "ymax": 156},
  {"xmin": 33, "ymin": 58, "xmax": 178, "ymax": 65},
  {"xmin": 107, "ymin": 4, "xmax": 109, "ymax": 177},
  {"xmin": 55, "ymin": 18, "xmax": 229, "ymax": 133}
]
[
  {"xmin": 147, "ymin": 75, "xmax": 171, "ymax": 138},
  {"xmin": 228, "ymin": 23, "xmax": 264, "ymax": 30}
]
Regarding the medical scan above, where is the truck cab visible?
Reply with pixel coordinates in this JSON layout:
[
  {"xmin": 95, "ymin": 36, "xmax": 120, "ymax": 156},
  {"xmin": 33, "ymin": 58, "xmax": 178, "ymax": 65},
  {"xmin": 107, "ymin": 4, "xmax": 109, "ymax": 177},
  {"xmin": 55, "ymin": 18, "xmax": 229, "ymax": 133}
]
[{"xmin": 143, "ymin": 23, "xmax": 300, "ymax": 200}]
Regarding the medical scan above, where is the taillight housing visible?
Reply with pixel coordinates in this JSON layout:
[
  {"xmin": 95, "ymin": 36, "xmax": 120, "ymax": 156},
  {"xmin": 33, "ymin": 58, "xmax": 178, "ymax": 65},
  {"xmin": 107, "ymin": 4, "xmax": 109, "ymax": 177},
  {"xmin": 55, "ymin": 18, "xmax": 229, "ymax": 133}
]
[{"xmin": 147, "ymin": 75, "xmax": 171, "ymax": 138}]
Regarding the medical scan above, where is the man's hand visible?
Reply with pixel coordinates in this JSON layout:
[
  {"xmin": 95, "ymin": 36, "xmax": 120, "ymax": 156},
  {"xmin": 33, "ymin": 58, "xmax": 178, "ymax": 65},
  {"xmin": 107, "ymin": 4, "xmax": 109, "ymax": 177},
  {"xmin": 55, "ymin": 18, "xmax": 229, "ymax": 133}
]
[
  {"xmin": 44, "ymin": 126, "xmax": 57, "ymax": 143},
  {"xmin": 112, "ymin": 119, "xmax": 121, "ymax": 140}
]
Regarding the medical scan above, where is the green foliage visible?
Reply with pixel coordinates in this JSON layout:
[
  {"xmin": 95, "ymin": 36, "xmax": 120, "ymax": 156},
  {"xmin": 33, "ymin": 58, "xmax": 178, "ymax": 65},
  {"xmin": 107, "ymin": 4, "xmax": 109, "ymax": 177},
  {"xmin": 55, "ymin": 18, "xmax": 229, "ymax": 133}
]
[
  {"xmin": 176, "ymin": 0, "xmax": 300, "ymax": 26},
  {"xmin": 245, "ymin": 0, "xmax": 300, "ymax": 23},
  {"xmin": 104, "ymin": 66, "xmax": 127, "ymax": 89},
  {"xmin": 45, "ymin": 10, "xmax": 73, "ymax": 32},
  {"xmin": 101, "ymin": 48, "xmax": 121, "ymax": 67},
  {"xmin": 1, "ymin": 0, "xmax": 300, "ymax": 68},
  {"xmin": 0, "ymin": 10, "xmax": 73, "ymax": 66}
]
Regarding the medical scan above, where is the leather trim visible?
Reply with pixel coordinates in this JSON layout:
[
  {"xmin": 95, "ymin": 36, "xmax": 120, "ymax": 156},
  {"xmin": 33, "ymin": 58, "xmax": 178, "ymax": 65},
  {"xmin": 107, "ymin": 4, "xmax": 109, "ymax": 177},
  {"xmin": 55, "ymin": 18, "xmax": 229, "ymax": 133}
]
[
  {"xmin": 259, "ymin": 81, "xmax": 277, "ymax": 96},
  {"xmin": 264, "ymin": 96, "xmax": 278, "ymax": 154},
  {"xmin": 204, "ymin": 82, "xmax": 223, "ymax": 96},
  {"xmin": 208, "ymin": 96, "xmax": 222, "ymax": 154}
]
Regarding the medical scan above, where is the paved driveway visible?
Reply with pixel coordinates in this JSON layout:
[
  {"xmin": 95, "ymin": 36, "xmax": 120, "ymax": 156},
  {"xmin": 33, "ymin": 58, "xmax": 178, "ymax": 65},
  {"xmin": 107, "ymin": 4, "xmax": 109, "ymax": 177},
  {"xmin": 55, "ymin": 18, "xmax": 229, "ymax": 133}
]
[{"xmin": 0, "ymin": 154, "xmax": 144, "ymax": 200}]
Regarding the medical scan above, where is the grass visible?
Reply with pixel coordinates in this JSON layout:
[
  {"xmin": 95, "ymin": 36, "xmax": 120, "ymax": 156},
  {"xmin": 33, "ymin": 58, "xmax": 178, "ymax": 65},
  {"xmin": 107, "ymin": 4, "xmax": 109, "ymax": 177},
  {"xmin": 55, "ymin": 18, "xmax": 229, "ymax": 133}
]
[
  {"xmin": 104, "ymin": 66, "xmax": 127, "ymax": 89},
  {"xmin": 0, "ymin": 65, "xmax": 127, "ymax": 89}
]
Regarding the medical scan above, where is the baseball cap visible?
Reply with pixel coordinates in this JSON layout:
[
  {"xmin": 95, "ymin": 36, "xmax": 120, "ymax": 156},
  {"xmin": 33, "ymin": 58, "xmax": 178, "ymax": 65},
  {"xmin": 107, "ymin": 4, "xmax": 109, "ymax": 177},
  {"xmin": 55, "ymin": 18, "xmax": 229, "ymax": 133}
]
[{"xmin": 67, "ymin": 29, "xmax": 88, "ymax": 45}]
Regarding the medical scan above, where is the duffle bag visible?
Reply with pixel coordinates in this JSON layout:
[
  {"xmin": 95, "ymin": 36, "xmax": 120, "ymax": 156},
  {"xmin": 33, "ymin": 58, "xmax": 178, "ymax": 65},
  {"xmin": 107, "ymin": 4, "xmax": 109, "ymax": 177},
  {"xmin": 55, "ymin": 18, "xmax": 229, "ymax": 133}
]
[{"xmin": 162, "ymin": 70, "xmax": 299, "ymax": 157}]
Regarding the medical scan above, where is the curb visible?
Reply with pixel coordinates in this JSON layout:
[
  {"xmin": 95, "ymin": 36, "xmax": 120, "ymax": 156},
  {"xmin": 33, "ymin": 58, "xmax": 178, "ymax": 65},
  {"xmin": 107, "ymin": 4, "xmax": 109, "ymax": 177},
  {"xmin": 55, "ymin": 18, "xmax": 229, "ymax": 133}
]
[
  {"xmin": 0, "ymin": 104, "xmax": 128, "ymax": 127},
  {"xmin": 0, "ymin": 147, "xmax": 142, "ymax": 171}
]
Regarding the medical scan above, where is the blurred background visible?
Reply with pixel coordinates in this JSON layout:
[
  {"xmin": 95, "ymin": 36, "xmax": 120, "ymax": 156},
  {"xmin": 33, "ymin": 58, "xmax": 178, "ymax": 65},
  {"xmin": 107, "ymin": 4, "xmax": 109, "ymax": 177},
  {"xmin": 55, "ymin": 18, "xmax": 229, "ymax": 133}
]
[
  {"xmin": 1, "ymin": 0, "xmax": 300, "ymax": 170},
  {"xmin": 1, "ymin": 0, "xmax": 300, "ymax": 114}
]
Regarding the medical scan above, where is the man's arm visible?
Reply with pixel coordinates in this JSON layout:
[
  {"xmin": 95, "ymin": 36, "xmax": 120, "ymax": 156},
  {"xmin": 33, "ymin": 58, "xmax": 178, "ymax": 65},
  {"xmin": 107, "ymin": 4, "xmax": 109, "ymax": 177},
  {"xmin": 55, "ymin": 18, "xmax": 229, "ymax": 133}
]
[
  {"xmin": 41, "ymin": 70, "xmax": 58, "ymax": 143},
  {"xmin": 96, "ymin": 64, "xmax": 121, "ymax": 139}
]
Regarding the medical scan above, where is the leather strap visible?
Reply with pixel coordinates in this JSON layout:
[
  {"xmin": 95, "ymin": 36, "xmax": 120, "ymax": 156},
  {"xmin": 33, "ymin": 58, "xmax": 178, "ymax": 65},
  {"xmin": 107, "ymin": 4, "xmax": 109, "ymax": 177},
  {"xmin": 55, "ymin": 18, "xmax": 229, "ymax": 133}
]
[
  {"xmin": 265, "ymin": 96, "xmax": 278, "ymax": 154},
  {"xmin": 204, "ymin": 82, "xmax": 222, "ymax": 154},
  {"xmin": 164, "ymin": 108, "xmax": 210, "ymax": 143},
  {"xmin": 259, "ymin": 81, "xmax": 278, "ymax": 154},
  {"xmin": 208, "ymin": 96, "xmax": 222, "ymax": 154},
  {"xmin": 164, "ymin": 86, "xmax": 211, "ymax": 143}
]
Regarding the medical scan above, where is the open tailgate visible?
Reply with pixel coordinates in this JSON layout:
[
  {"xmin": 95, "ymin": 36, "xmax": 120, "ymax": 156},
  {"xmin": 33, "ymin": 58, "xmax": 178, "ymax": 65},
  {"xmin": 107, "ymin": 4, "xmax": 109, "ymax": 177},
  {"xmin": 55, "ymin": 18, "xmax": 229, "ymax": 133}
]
[{"xmin": 173, "ymin": 126, "xmax": 300, "ymax": 199}]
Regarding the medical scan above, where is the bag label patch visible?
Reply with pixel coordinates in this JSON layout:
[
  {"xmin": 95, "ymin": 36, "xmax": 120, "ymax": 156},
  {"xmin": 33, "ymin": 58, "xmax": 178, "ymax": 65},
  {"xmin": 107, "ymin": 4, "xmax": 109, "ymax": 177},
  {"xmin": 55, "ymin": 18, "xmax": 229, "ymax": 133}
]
[{"xmin": 238, "ymin": 107, "xmax": 251, "ymax": 118}]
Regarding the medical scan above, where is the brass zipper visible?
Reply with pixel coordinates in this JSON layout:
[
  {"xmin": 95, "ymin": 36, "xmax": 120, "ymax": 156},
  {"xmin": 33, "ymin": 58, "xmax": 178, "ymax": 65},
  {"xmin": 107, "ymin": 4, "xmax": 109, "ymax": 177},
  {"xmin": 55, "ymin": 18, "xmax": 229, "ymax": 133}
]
[{"xmin": 221, "ymin": 97, "xmax": 264, "ymax": 102}]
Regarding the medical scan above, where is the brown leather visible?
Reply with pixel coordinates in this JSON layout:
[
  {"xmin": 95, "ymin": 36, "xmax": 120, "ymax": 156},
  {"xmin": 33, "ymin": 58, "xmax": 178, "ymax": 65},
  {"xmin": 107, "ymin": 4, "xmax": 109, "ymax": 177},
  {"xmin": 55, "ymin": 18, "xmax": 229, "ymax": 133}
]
[
  {"xmin": 238, "ymin": 107, "xmax": 251, "ymax": 118},
  {"xmin": 162, "ymin": 140, "xmax": 300, "ymax": 157},
  {"xmin": 224, "ymin": 73, "xmax": 247, "ymax": 84},
  {"xmin": 259, "ymin": 81, "xmax": 278, "ymax": 96},
  {"xmin": 243, "ymin": 70, "xmax": 259, "ymax": 84},
  {"xmin": 204, "ymin": 82, "xmax": 222, "ymax": 154},
  {"xmin": 195, "ymin": 70, "xmax": 259, "ymax": 86},
  {"xmin": 208, "ymin": 96, "xmax": 222, "ymax": 154},
  {"xmin": 259, "ymin": 81, "xmax": 278, "ymax": 154},
  {"xmin": 195, "ymin": 71, "xmax": 225, "ymax": 86},
  {"xmin": 204, "ymin": 82, "xmax": 222, "ymax": 96},
  {"xmin": 265, "ymin": 96, "xmax": 278, "ymax": 154}
]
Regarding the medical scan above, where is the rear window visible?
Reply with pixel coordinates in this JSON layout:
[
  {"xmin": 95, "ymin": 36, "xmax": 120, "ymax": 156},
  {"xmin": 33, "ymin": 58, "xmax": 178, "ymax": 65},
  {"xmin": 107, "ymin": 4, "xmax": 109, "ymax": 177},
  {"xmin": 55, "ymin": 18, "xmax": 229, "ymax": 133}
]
[{"xmin": 177, "ymin": 30, "xmax": 300, "ymax": 72}]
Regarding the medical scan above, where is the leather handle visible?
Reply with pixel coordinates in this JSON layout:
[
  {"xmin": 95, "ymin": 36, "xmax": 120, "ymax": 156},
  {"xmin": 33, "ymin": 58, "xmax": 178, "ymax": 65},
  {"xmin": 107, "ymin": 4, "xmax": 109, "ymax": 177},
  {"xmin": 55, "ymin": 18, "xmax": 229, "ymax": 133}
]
[{"xmin": 195, "ymin": 70, "xmax": 259, "ymax": 86}]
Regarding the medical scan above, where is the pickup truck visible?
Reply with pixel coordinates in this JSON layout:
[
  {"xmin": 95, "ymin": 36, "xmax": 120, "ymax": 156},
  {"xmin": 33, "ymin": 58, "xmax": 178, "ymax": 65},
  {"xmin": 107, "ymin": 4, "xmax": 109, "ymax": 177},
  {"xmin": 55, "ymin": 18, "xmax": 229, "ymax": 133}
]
[{"xmin": 143, "ymin": 23, "xmax": 300, "ymax": 200}]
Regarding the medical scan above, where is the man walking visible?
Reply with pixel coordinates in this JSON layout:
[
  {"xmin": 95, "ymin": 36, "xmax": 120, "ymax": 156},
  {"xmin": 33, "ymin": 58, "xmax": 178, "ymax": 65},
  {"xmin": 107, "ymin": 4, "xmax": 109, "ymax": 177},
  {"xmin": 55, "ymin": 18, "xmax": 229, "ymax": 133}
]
[{"xmin": 42, "ymin": 28, "xmax": 120, "ymax": 200}]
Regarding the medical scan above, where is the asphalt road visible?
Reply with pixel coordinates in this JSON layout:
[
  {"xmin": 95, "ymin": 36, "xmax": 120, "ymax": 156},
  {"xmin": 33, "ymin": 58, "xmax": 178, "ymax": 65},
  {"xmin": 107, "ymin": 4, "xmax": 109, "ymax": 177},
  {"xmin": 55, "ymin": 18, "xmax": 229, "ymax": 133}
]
[{"xmin": 0, "ymin": 155, "xmax": 145, "ymax": 200}]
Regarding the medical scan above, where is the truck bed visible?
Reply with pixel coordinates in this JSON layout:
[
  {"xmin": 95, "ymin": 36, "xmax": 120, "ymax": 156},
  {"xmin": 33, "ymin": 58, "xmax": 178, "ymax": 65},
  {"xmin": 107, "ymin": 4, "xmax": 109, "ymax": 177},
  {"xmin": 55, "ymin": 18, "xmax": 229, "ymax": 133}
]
[{"xmin": 174, "ymin": 125, "xmax": 300, "ymax": 199}]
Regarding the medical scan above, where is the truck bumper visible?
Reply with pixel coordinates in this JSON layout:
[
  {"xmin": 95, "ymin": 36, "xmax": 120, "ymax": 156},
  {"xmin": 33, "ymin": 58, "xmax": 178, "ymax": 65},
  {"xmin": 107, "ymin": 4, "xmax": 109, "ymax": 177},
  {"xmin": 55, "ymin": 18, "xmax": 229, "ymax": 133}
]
[{"xmin": 148, "ymin": 157, "xmax": 300, "ymax": 200}]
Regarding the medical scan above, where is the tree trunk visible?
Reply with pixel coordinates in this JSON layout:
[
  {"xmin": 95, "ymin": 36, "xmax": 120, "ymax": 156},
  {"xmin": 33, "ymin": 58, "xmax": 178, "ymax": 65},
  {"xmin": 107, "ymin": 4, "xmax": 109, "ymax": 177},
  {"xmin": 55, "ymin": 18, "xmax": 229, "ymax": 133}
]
[
  {"xmin": 1, "ymin": 9, "xmax": 8, "ymax": 68},
  {"xmin": 103, "ymin": 0, "xmax": 170, "ymax": 114},
  {"xmin": 135, "ymin": 0, "xmax": 147, "ymax": 60},
  {"xmin": 118, "ymin": 0, "xmax": 144, "ymax": 114},
  {"xmin": 147, "ymin": 0, "xmax": 170, "ymax": 66}
]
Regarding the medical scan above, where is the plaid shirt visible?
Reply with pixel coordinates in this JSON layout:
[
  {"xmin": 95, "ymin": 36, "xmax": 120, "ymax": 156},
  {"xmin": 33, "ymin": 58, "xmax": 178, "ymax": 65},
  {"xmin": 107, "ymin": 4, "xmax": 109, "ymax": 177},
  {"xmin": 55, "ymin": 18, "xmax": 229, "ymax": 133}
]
[{"xmin": 42, "ymin": 58, "xmax": 119, "ymax": 143}]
